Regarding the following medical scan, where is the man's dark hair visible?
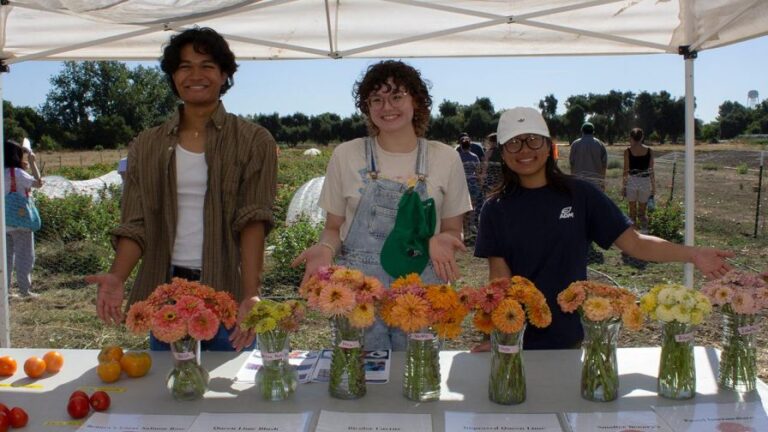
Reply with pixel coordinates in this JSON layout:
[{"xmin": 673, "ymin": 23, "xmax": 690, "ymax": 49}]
[
  {"xmin": 353, "ymin": 60, "xmax": 432, "ymax": 137},
  {"xmin": 160, "ymin": 27, "xmax": 238, "ymax": 97},
  {"xmin": 4, "ymin": 140, "xmax": 24, "ymax": 169},
  {"xmin": 581, "ymin": 122, "xmax": 595, "ymax": 135}
]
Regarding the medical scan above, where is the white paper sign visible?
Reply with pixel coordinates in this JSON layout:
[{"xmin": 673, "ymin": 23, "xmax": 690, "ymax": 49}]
[
  {"xmin": 445, "ymin": 411, "xmax": 563, "ymax": 432},
  {"xmin": 566, "ymin": 410, "xmax": 673, "ymax": 432},
  {"xmin": 235, "ymin": 349, "xmax": 319, "ymax": 384},
  {"xmin": 653, "ymin": 402, "xmax": 768, "ymax": 432},
  {"xmin": 315, "ymin": 411, "xmax": 431, "ymax": 432},
  {"xmin": 77, "ymin": 413, "xmax": 196, "ymax": 431},
  {"xmin": 187, "ymin": 412, "xmax": 311, "ymax": 432},
  {"xmin": 311, "ymin": 349, "xmax": 391, "ymax": 384}
]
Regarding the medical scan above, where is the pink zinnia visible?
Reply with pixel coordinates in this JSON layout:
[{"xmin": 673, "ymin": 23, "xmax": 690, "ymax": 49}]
[
  {"xmin": 125, "ymin": 301, "xmax": 152, "ymax": 334},
  {"xmin": 317, "ymin": 282, "xmax": 356, "ymax": 316},
  {"xmin": 476, "ymin": 284, "xmax": 504, "ymax": 314},
  {"xmin": 731, "ymin": 291, "xmax": 757, "ymax": 314},
  {"xmin": 151, "ymin": 305, "xmax": 188, "ymax": 343},
  {"xmin": 188, "ymin": 308, "xmax": 220, "ymax": 341},
  {"xmin": 713, "ymin": 286, "xmax": 733, "ymax": 306},
  {"xmin": 175, "ymin": 295, "xmax": 205, "ymax": 319}
]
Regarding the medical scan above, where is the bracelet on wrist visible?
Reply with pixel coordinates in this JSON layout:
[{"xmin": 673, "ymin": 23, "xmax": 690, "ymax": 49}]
[{"xmin": 317, "ymin": 241, "xmax": 337, "ymax": 256}]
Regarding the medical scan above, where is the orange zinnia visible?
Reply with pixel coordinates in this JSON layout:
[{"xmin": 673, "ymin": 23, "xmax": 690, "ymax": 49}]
[{"xmin": 491, "ymin": 299, "xmax": 526, "ymax": 334}]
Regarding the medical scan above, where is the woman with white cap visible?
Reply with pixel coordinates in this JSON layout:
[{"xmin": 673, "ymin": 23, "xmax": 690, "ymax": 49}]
[{"xmin": 473, "ymin": 107, "xmax": 733, "ymax": 350}]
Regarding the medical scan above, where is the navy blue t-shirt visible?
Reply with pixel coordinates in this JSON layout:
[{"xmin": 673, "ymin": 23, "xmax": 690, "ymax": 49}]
[{"xmin": 475, "ymin": 178, "xmax": 631, "ymax": 349}]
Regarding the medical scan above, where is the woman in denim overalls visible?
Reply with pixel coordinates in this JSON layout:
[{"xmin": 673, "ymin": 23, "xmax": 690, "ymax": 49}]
[{"xmin": 293, "ymin": 61, "xmax": 470, "ymax": 350}]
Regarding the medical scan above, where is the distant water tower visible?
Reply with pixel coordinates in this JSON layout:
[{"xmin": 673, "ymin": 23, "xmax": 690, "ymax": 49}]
[{"xmin": 747, "ymin": 90, "xmax": 759, "ymax": 108}]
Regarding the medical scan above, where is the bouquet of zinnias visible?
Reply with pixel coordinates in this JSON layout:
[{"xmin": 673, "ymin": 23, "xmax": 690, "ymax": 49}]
[
  {"xmin": 557, "ymin": 280, "xmax": 643, "ymax": 402},
  {"xmin": 699, "ymin": 270, "xmax": 768, "ymax": 315},
  {"xmin": 299, "ymin": 265, "xmax": 385, "ymax": 399},
  {"xmin": 464, "ymin": 276, "xmax": 551, "ymax": 404},
  {"xmin": 300, "ymin": 265, "xmax": 385, "ymax": 326},
  {"xmin": 700, "ymin": 270, "xmax": 767, "ymax": 392},
  {"xmin": 465, "ymin": 276, "xmax": 552, "ymax": 335},
  {"xmin": 558, "ymin": 280, "xmax": 644, "ymax": 328},
  {"xmin": 640, "ymin": 283, "xmax": 712, "ymax": 399},
  {"xmin": 125, "ymin": 277, "xmax": 238, "ymax": 343},
  {"xmin": 380, "ymin": 273, "xmax": 469, "ymax": 339},
  {"xmin": 240, "ymin": 299, "xmax": 305, "ymax": 400},
  {"xmin": 640, "ymin": 283, "xmax": 712, "ymax": 325}
]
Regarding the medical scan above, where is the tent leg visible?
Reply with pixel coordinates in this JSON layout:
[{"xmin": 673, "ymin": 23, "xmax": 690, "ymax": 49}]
[
  {"xmin": 0, "ymin": 71, "xmax": 10, "ymax": 348},
  {"xmin": 682, "ymin": 47, "xmax": 696, "ymax": 288}
]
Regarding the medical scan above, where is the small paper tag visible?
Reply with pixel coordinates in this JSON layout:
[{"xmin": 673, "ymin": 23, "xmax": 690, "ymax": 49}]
[
  {"xmin": 497, "ymin": 344, "xmax": 520, "ymax": 354},
  {"xmin": 338, "ymin": 340, "xmax": 361, "ymax": 349},
  {"xmin": 410, "ymin": 332, "xmax": 435, "ymax": 341},
  {"xmin": 738, "ymin": 324, "xmax": 760, "ymax": 335},
  {"xmin": 262, "ymin": 350, "xmax": 288, "ymax": 362},
  {"xmin": 675, "ymin": 332, "xmax": 695, "ymax": 343},
  {"xmin": 172, "ymin": 351, "xmax": 196, "ymax": 361}
]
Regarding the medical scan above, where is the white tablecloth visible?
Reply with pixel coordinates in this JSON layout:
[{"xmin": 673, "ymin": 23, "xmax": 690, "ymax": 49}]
[{"xmin": 0, "ymin": 347, "xmax": 765, "ymax": 431}]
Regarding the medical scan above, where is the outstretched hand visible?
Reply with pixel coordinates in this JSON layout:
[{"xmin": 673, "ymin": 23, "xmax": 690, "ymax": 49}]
[
  {"xmin": 85, "ymin": 273, "xmax": 125, "ymax": 325},
  {"xmin": 290, "ymin": 244, "xmax": 334, "ymax": 286},
  {"xmin": 429, "ymin": 232, "xmax": 467, "ymax": 282},
  {"xmin": 691, "ymin": 247, "xmax": 734, "ymax": 279},
  {"xmin": 229, "ymin": 296, "xmax": 260, "ymax": 351}
]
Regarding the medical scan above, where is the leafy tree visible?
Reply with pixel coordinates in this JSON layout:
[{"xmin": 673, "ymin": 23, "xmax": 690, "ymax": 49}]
[
  {"xmin": 41, "ymin": 61, "xmax": 175, "ymax": 149},
  {"xmin": 717, "ymin": 101, "xmax": 750, "ymax": 139},
  {"xmin": 539, "ymin": 94, "xmax": 558, "ymax": 118},
  {"xmin": 438, "ymin": 100, "xmax": 459, "ymax": 117},
  {"xmin": 632, "ymin": 91, "xmax": 656, "ymax": 136}
]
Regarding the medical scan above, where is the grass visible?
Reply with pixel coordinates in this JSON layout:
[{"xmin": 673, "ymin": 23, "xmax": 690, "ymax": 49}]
[{"xmin": 7, "ymin": 143, "xmax": 768, "ymax": 381}]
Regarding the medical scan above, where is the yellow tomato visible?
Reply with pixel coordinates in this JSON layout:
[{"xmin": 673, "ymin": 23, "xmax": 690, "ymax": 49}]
[
  {"xmin": 120, "ymin": 351, "xmax": 152, "ymax": 378},
  {"xmin": 97, "ymin": 359, "xmax": 122, "ymax": 383}
]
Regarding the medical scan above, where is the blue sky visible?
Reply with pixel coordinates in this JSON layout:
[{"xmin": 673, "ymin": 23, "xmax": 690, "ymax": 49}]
[{"xmin": 3, "ymin": 35, "xmax": 766, "ymax": 124}]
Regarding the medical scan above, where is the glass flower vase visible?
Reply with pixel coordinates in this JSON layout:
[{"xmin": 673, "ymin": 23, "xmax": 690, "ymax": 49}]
[
  {"xmin": 718, "ymin": 309, "xmax": 759, "ymax": 393},
  {"xmin": 580, "ymin": 317, "xmax": 621, "ymax": 402},
  {"xmin": 403, "ymin": 328, "xmax": 441, "ymax": 402},
  {"xmin": 256, "ymin": 330, "xmax": 298, "ymax": 401},
  {"xmin": 488, "ymin": 326, "xmax": 526, "ymax": 405},
  {"xmin": 658, "ymin": 321, "xmax": 696, "ymax": 399},
  {"xmin": 329, "ymin": 316, "xmax": 366, "ymax": 399},
  {"xmin": 166, "ymin": 336, "xmax": 209, "ymax": 401}
]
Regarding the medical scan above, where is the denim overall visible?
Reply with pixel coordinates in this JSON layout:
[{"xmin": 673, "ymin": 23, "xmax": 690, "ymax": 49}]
[{"xmin": 336, "ymin": 137, "xmax": 440, "ymax": 351}]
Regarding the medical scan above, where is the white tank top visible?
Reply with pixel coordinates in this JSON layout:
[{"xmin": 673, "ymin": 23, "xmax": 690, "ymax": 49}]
[{"xmin": 171, "ymin": 146, "xmax": 207, "ymax": 268}]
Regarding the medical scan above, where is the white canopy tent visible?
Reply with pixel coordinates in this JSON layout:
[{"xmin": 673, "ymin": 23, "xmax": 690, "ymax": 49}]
[{"xmin": 1, "ymin": 0, "xmax": 767, "ymax": 347}]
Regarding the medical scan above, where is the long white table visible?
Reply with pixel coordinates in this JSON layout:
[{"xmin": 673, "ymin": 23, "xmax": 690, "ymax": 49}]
[{"xmin": 0, "ymin": 347, "xmax": 765, "ymax": 431}]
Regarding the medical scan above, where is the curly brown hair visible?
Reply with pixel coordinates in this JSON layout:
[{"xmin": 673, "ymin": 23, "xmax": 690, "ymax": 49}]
[{"xmin": 353, "ymin": 60, "xmax": 432, "ymax": 137}]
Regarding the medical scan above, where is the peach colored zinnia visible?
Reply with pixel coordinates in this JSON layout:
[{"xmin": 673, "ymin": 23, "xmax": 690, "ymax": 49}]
[
  {"xmin": 188, "ymin": 308, "xmax": 220, "ymax": 341},
  {"xmin": 583, "ymin": 297, "xmax": 613, "ymax": 322},
  {"xmin": 317, "ymin": 282, "xmax": 356, "ymax": 316}
]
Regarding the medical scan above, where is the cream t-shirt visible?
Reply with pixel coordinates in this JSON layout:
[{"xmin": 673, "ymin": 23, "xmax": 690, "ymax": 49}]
[{"xmin": 318, "ymin": 137, "xmax": 472, "ymax": 240}]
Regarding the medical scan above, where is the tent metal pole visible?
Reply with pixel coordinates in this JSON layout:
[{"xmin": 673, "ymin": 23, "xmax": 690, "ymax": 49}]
[
  {"xmin": 0, "ymin": 69, "xmax": 10, "ymax": 348},
  {"xmin": 682, "ymin": 46, "xmax": 696, "ymax": 288}
]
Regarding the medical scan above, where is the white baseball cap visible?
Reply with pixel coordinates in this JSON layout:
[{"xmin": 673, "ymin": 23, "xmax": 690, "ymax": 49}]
[{"xmin": 497, "ymin": 107, "xmax": 550, "ymax": 144}]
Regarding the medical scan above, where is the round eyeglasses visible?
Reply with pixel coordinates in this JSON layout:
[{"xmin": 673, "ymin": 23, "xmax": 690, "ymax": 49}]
[
  {"xmin": 502, "ymin": 134, "xmax": 547, "ymax": 153},
  {"xmin": 366, "ymin": 91, "xmax": 409, "ymax": 110}
]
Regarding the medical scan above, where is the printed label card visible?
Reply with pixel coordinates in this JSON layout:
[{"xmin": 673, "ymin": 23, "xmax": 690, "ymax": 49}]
[
  {"xmin": 653, "ymin": 402, "xmax": 768, "ymax": 432},
  {"xmin": 77, "ymin": 413, "xmax": 196, "ymax": 431},
  {"xmin": 315, "ymin": 411, "xmax": 431, "ymax": 432},
  {"xmin": 187, "ymin": 412, "xmax": 312, "ymax": 432},
  {"xmin": 565, "ymin": 410, "xmax": 673, "ymax": 432},
  {"xmin": 445, "ymin": 411, "xmax": 564, "ymax": 432}
]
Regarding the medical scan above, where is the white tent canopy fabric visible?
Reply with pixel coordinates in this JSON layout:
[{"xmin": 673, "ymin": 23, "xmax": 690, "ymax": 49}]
[
  {"xmin": 1, "ymin": 1, "xmax": 767, "ymax": 347},
  {"xmin": 2, "ymin": 0, "xmax": 767, "ymax": 63}
]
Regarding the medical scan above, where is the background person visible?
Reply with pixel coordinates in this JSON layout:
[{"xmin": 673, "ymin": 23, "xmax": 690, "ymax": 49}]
[
  {"xmin": 474, "ymin": 107, "xmax": 733, "ymax": 351},
  {"xmin": 455, "ymin": 132, "xmax": 485, "ymax": 161},
  {"xmin": 4, "ymin": 139, "xmax": 43, "ymax": 298},
  {"xmin": 85, "ymin": 27, "xmax": 277, "ymax": 351},
  {"xmin": 458, "ymin": 134, "xmax": 482, "ymax": 242},
  {"xmin": 569, "ymin": 121, "xmax": 607, "ymax": 190},
  {"xmin": 622, "ymin": 127, "xmax": 655, "ymax": 233},
  {"xmin": 292, "ymin": 60, "xmax": 471, "ymax": 351}
]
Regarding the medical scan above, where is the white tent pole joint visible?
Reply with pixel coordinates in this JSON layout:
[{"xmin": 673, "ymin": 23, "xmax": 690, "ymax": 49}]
[{"xmin": 679, "ymin": 45, "xmax": 697, "ymax": 288}]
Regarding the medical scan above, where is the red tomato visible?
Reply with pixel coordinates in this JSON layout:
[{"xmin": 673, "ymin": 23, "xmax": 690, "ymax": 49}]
[
  {"xmin": 69, "ymin": 390, "xmax": 89, "ymax": 401},
  {"xmin": 89, "ymin": 391, "xmax": 111, "ymax": 411},
  {"xmin": 8, "ymin": 407, "xmax": 28, "ymax": 428},
  {"xmin": 0, "ymin": 412, "xmax": 8, "ymax": 432},
  {"xmin": 67, "ymin": 396, "xmax": 90, "ymax": 419},
  {"xmin": 0, "ymin": 404, "xmax": 8, "ymax": 416}
]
